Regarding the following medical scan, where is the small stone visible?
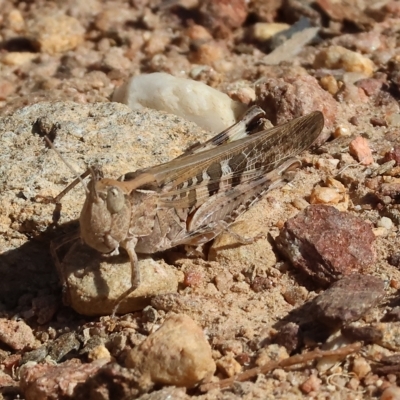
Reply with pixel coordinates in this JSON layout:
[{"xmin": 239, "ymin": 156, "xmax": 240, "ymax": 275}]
[
  {"xmin": 255, "ymin": 75, "xmax": 337, "ymax": 145},
  {"xmin": 216, "ymin": 355, "xmax": 241, "ymax": 377},
  {"xmin": 310, "ymin": 186, "xmax": 342, "ymax": 205},
  {"xmin": 0, "ymin": 319, "xmax": 36, "ymax": 351},
  {"xmin": 27, "ymin": 14, "xmax": 85, "ymax": 54},
  {"xmin": 354, "ymin": 78, "xmax": 384, "ymax": 97},
  {"xmin": 252, "ymin": 22, "xmax": 290, "ymax": 41},
  {"xmin": 189, "ymin": 41, "xmax": 228, "ymax": 67},
  {"xmin": 320, "ymin": 75, "xmax": 340, "ymax": 96},
  {"xmin": 383, "ymin": 146, "xmax": 400, "ymax": 166},
  {"xmin": 373, "ymin": 322, "xmax": 400, "ymax": 351},
  {"xmin": 255, "ymin": 344, "xmax": 289, "ymax": 366},
  {"xmin": 87, "ymin": 345, "xmax": 112, "ymax": 362},
  {"xmin": 333, "ymin": 125, "xmax": 351, "ymax": 138},
  {"xmin": 274, "ymin": 322, "xmax": 302, "ymax": 353},
  {"xmin": 381, "ymin": 386, "xmax": 400, "ymax": 400},
  {"xmin": 198, "ymin": 0, "xmax": 248, "ymax": 35},
  {"xmin": 113, "ymin": 73, "xmax": 246, "ymax": 132},
  {"xmin": 20, "ymin": 359, "xmax": 109, "ymax": 400},
  {"xmin": 349, "ymin": 136, "xmax": 374, "ymax": 165},
  {"xmin": 311, "ymin": 274, "xmax": 385, "ymax": 327},
  {"xmin": 276, "ymin": 205, "xmax": 376, "ymax": 286},
  {"xmin": 370, "ymin": 117, "xmax": 388, "ymax": 127},
  {"xmin": 314, "ymin": 46, "xmax": 375, "ymax": 77},
  {"xmin": 352, "ymin": 357, "xmax": 372, "ymax": 379},
  {"xmin": 48, "ymin": 332, "xmax": 80, "ymax": 362},
  {"xmin": 125, "ymin": 314, "xmax": 215, "ymax": 388},
  {"xmin": 342, "ymin": 323, "xmax": 384, "ymax": 343},
  {"xmin": 301, "ymin": 374, "xmax": 321, "ymax": 394},
  {"xmin": 378, "ymin": 217, "xmax": 393, "ymax": 230},
  {"xmin": 1, "ymin": 52, "xmax": 37, "ymax": 66}
]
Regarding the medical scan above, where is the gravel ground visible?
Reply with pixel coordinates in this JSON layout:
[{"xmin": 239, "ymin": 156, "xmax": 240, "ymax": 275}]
[{"xmin": 2, "ymin": 0, "xmax": 400, "ymax": 399}]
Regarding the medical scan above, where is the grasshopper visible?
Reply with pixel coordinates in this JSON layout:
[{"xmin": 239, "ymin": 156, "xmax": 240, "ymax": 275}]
[{"xmin": 50, "ymin": 106, "xmax": 324, "ymax": 314}]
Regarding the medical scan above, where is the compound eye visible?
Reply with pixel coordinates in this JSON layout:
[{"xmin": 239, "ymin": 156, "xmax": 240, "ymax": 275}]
[{"xmin": 106, "ymin": 187, "xmax": 125, "ymax": 214}]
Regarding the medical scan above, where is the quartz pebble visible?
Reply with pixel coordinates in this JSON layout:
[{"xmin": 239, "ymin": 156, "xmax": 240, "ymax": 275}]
[
  {"xmin": 125, "ymin": 314, "xmax": 215, "ymax": 388},
  {"xmin": 378, "ymin": 217, "xmax": 393, "ymax": 230},
  {"xmin": 112, "ymin": 72, "xmax": 246, "ymax": 132}
]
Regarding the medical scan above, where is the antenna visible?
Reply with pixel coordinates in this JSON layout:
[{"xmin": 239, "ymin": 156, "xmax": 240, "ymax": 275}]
[{"xmin": 44, "ymin": 136, "xmax": 90, "ymax": 197}]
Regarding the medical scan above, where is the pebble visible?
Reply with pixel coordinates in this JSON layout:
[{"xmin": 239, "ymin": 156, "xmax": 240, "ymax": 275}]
[
  {"xmin": 311, "ymin": 274, "xmax": 385, "ymax": 327},
  {"xmin": 314, "ymin": 46, "xmax": 376, "ymax": 77},
  {"xmin": 2, "ymin": 52, "xmax": 37, "ymax": 66},
  {"xmin": 333, "ymin": 125, "xmax": 351, "ymax": 138},
  {"xmin": 20, "ymin": 359, "xmax": 109, "ymax": 400},
  {"xmin": 112, "ymin": 72, "xmax": 246, "ymax": 132},
  {"xmin": 87, "ymin": 345, "xmax": 112, "ymax": 362},
  {"xmin": 352, "ymin": 357, "xmax": 372, "ymax": 379},
  {"xmin": 216, "ymin": 355, "xmax": 241, "ymax": 377},
  {"xmin": 301, "ymin": 374, "xmax": 321, "ymax": 394},
  {"xmin": 381, "ymin": 386, "xmax": 400, "ymax": 400},
  {"xmin": 62, "ymin": 244, "xmax": 180, "ymax": 316},
  {"xmin": 48, "ymin": 332, "xmax": 80, "ymax": 363},
  {"xmin": 198, "ymin": 0, "xmax": 248, "ymax": 35},
  {"xmin": 349, "ymin": 136, "xmax": 374, "ymax": 165},
  {"xmin": 252, "ymin": 22, "xmax": 290, "ymax": 41},
  {"xmin": 255, "ymin": 74, "xmax": 337, "ymax": 145},
  {"xmin": 310, "ymin": 186, "xmax": 342, "ymax": 205},
  {"xmin": 27, "ymin": 14, "xmax": 85, "ymax": 55},
  {"xmin": 125, "ymin": 314, "xmax": 216, "ymax": 388},
  {"xmin": 320, "ymin": 75, "xmax": 340, "ymax": 96},
  {"xmin": 378, "ymin": 217, "xmax": 393, "ymax": 230},
  {"xmin": 0, "ymin": 318, "xmax": 36, "ymax": 351},
  {"xmin": 373, "ymin": 322, "xmax": 400, "ymax": 351},
  {"xmin": 276, "ymin": 205, "xmax": 376, "ymax": 286}
]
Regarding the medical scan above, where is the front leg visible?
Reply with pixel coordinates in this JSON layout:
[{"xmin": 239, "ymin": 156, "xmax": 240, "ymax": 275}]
[{"xmin": 111, "ymin": 237, "xmax": 139, "ymax": 316}]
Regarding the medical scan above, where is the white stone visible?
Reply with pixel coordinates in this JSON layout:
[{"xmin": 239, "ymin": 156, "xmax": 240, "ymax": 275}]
[
  {"xmin": 112, "ymin": 72, "xmax": 246, "ymax": 132},
  {"xmin": 378, "ymin": 217, "xmax": 392, "ymax": 230}
]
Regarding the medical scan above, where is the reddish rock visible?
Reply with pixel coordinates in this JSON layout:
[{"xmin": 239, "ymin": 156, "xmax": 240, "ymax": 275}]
[
  {"xmin": 0, "ymin": 319, "xmax": 36, "ymax": 351},
  {"xmin": 355, "ymin": 79, "xmax": 385, "ymax": 97},
  {"xmin": 198, "ymin": 0, "xmax": 248, "ymax": 37},
  {"xmin": 20, "ymin": 359, "xmax": 109, "ymax": 400},
  {"xmin": 349, "ymin": 136, "xmax": 374, "ymax": 165},
  {"xmin": 311, "ymin": 274, "xmax": 385, "ymax": 327},
  {"xmin": 255, "ymin": 75, "xmax": 337, "ymax": 145},
  {"xmin": 383, "ymin": 146, "xmax": 400, "ymax": 166},
  {"xmin": 276, "ymin": 205, "xmax": 376, "ymax": 286}
]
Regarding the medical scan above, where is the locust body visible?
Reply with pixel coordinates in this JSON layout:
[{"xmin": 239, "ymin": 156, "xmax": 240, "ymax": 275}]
[{"xmin": 77, "ymin": 106, "xmax": 324, "ymax": 307}]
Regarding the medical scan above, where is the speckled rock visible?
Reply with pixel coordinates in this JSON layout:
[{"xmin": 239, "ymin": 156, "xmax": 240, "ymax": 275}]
[
  {"xmin": 311, "ymin": 274, "xmax": 385, "ymax": 327},
  {"xmin": 276, "ymin": 205, "xmax": 376, "ymax": 286},
  {"xmin": 0, "ymin": 102, "xmax": 206, "ymax": 314}
]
